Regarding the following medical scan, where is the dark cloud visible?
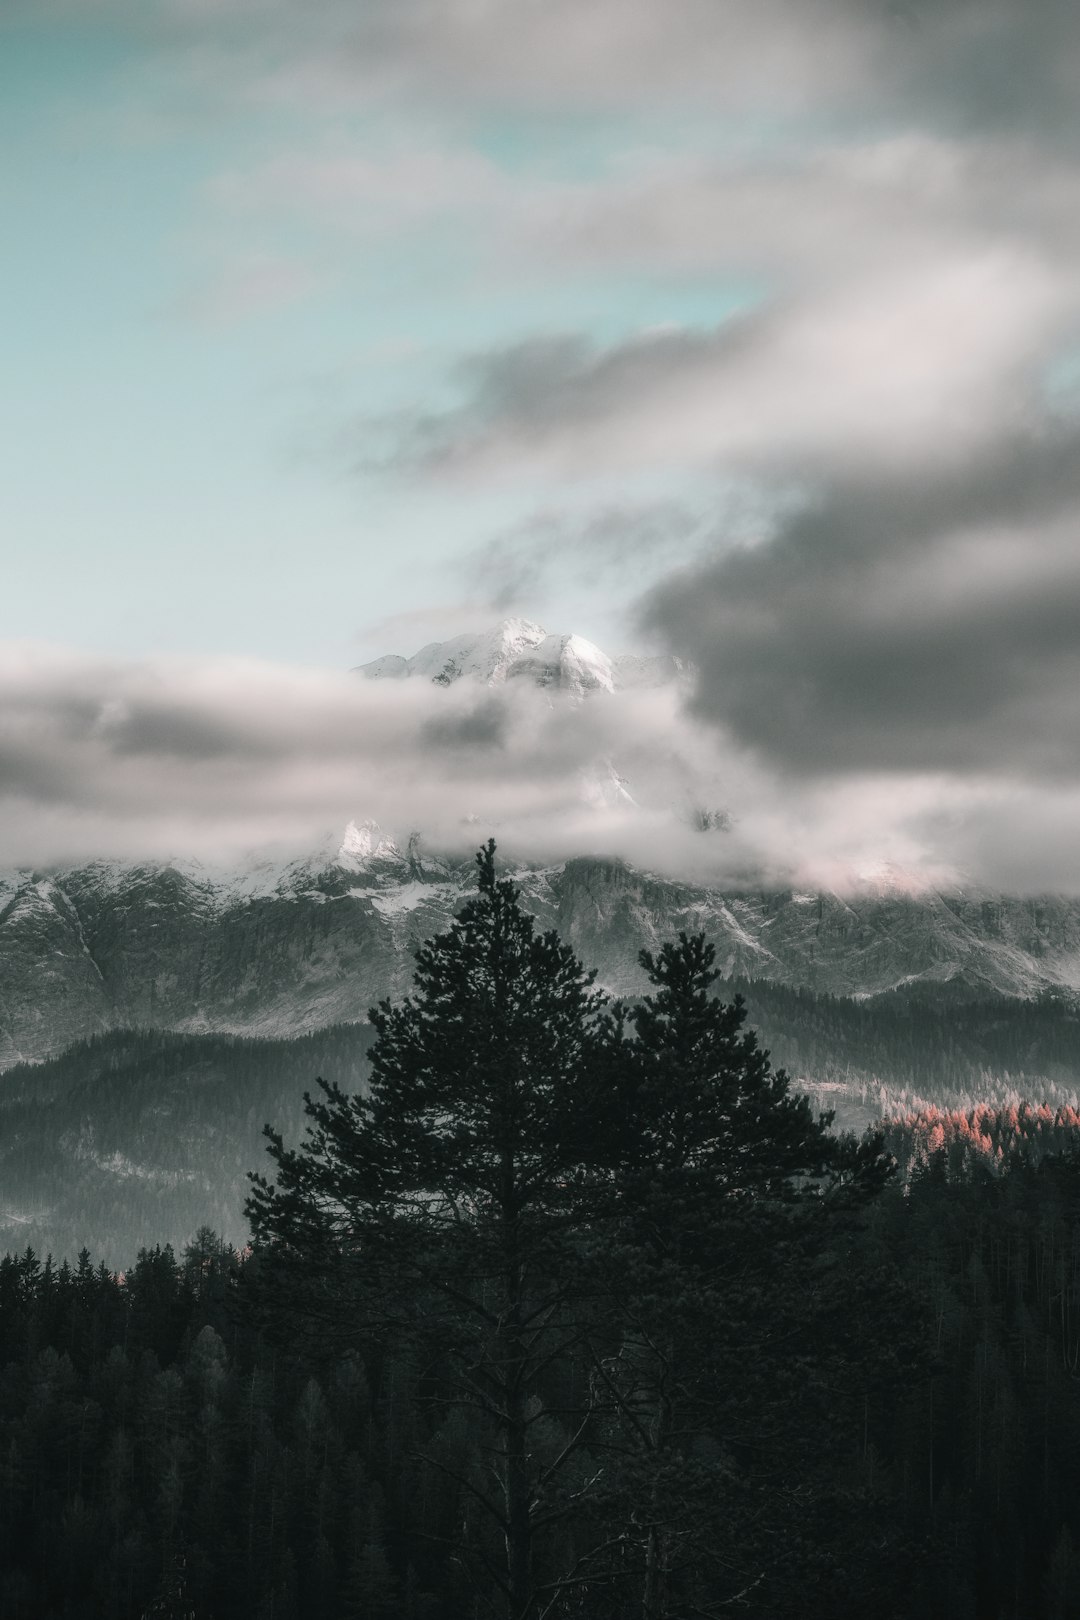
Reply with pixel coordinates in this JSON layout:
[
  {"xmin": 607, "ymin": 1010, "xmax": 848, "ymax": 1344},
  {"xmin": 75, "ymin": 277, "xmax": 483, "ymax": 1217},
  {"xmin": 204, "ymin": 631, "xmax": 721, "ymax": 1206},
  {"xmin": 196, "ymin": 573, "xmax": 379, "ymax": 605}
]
[
  {"xmin": 361, "ymin": 328, "xmax": 778, "ymax": 478},
  {"xmin": 887, "ymin": 0, "xmax": 1080, "ymax": 135},
  {"xmin": 356, "ymin": 332, "xmax": 701, "ymax": 476},
  {"xmin": 641, "ymin": 426, "xmax": 1080, "ymax": 776}
]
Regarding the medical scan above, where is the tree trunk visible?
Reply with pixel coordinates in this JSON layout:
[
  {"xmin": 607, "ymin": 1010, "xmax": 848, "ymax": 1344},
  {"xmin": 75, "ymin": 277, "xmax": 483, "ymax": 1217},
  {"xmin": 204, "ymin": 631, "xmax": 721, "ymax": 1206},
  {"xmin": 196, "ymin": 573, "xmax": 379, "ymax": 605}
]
[
  {"xmin": 641, "ymin": 1340, "xmax": 674, "ymax": 1620},
  {"xmin": 500, "ymin": 1145, "xmax": 534, "ymax": 1620},
  {"xmin": 643, "ymin": 1522, "xmax": 667, "ymax": 1620},
  {"xmin": 505, "ymin": 1371, "xmax": 534, "ymax": 1620}
]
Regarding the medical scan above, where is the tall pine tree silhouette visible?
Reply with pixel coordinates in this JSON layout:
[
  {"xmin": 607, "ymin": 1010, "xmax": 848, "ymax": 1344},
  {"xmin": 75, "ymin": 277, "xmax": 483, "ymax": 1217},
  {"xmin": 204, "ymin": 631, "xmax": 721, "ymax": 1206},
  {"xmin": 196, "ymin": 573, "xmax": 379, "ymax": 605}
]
[{"xmin": 247, "ymin": 841, "xmax": 611, "ymax": 1620}]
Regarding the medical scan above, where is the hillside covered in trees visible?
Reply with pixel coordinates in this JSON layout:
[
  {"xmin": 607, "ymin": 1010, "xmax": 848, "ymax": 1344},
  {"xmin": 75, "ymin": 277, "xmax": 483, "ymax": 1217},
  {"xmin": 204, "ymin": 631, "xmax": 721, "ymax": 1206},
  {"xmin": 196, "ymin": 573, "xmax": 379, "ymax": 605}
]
[
  {"xmin": 6, "ymin": 847, "xmax": 1080, "ymax": 1616},
  {"xmin": 3, "ymin": 983, "xmax": 1080, "ymax": 1266},
  {"xmin": 0, "ymin": 1025, "xmax": 373, "ymax": 1266}
]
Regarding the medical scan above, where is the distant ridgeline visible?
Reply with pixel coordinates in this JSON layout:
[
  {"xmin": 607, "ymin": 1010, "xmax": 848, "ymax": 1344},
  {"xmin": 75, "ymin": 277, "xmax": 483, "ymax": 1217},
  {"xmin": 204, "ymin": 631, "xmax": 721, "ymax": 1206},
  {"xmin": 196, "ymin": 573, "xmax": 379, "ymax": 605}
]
[
  {"xmin": 0, "ymin": 1024, "xmax": 374, "ymax": 1267},
  {"xmin": 2, "ymin": 984, "xmax": 1080, "ymax": 1266}
]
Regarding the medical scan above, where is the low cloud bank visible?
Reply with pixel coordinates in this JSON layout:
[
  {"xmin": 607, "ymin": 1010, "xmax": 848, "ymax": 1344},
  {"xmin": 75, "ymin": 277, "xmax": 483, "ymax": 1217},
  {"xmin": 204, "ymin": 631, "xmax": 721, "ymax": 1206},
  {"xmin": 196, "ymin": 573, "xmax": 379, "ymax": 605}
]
[{"xmin": 3, "ymin": 641, "xmax": 1080, "ymax": 895}]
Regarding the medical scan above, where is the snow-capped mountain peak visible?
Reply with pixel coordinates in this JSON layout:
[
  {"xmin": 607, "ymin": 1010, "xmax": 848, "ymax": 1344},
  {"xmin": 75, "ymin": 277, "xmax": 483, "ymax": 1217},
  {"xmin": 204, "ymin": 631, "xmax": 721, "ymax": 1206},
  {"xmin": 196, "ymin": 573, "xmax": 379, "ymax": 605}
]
[
  {"xmin": 355, "ymin": 618, "xmax": 681, "ymax": 699},
  {"xmin": 357, "ymin": 618, "xmax": 548, "ymax": 689},
  {"xmin": 505, "ymin": 632, "xmax": 616, "ymax": 697},
  {"xmin": 338, "ymin": 818, "xmax": 392, "ymax": 866}
]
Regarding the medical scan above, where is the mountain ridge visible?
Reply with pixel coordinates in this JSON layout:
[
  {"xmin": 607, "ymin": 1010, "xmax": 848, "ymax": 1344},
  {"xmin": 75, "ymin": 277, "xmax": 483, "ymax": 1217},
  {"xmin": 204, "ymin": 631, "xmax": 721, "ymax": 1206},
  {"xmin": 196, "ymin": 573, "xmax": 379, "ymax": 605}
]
[{"xmin": 5, "ymin": 829, "xmax": 1080, "ymax": 1070}]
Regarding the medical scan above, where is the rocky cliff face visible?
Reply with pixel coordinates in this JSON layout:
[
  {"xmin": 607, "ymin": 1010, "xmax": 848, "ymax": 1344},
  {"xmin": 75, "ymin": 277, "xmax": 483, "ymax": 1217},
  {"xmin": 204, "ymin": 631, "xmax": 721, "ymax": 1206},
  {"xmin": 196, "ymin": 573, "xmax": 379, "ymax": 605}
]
[
  {"xmin": 4, "ymin": 828, "xmax": 1080, "ymax": 1069},
  {"xmin": 551, "ymin": 859, "xmax": 1080, "ymax": 999}
]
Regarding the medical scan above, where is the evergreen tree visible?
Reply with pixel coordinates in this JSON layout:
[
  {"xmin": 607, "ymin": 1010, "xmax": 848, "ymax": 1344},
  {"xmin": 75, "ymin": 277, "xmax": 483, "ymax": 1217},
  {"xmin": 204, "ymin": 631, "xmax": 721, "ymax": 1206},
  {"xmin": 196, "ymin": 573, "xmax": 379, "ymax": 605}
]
[
  {"xmin": 247, "ymin": 841, "xmax": 612, "ymax": 1619},
  {"xmin": 141, "ymin": 1551, "xmax": 196, "ymax": 1619},
  {"xmin": 590, "ymin": 934, "xmax": 895, "ymax": 1617}
]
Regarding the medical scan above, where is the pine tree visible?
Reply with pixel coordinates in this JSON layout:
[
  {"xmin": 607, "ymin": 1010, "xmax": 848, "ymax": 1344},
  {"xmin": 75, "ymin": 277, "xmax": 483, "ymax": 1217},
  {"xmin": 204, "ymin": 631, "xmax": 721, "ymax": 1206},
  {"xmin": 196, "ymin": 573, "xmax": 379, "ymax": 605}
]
[
  {"xmin": 592, "ymin": 934, "xmax": 894, "ymax": 1617},
  {"xmin": 341, "ymin": 1507, "xmax": 398, "ymax": 1620},
  {"xmin": 612, "ymin": 933, "xmax": 845, "ymax": 1202},
  {"xmin": 141, "ymin": 1551, "xmax": 196, "ymax": 1619},
  {"xmin": 247, "ymin": 841, "xmax": 612, "ymax": 1620}
]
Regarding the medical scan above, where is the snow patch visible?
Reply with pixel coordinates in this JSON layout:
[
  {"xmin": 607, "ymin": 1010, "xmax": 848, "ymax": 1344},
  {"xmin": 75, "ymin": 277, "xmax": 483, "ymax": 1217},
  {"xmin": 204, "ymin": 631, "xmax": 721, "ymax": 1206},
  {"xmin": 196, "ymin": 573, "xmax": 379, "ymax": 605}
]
[{"xmin": 370, "ymin": 881, "xmax": 446, "ymax": 916}]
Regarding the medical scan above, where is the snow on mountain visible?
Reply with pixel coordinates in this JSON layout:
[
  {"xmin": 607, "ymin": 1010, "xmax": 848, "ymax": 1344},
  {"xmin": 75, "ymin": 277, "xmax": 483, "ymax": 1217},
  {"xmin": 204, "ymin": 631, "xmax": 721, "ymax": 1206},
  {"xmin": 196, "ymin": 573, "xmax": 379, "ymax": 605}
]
[
  {"xmin": 354, "ymin": 618, "xmax": 685, "ymax": 699},
  {"xmin": 357, "ymin": 618, "xmax": 549, "ymax": 687},
  {"xmin": 9, "ymin": 827, "xmax": 1080, "ymax": 1070},
  {"xmin": 505, "ymin": 632, "xmax": 616, "ymax": 697}
]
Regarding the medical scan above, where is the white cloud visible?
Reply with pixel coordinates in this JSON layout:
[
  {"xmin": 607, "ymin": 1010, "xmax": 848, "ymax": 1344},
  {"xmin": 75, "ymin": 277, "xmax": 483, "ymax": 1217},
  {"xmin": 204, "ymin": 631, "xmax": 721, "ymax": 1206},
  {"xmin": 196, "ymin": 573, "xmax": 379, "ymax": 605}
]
[
  {"xmin": 6, "ymin": 640, "xmax": 1080, "ymax": 894},
  {"xmin": 359, "ymin": 241, "xmax": 1070, "ymax": 485}
]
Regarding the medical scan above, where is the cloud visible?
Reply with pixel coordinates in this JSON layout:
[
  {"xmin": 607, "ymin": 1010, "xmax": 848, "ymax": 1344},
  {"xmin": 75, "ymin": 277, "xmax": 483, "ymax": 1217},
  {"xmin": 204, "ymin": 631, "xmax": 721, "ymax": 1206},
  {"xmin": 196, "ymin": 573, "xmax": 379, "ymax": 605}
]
[
  {"xmin": 207, "ymin": 146, "xmax": 510, "ymax": 238},
  {"xmin": 640, "ymin": 424, "xmax": 1080, "ymax": 778},
  {"xmin": 347, "ymin": 123, "xmax": 1080, "ymax": 488},
  {"xmin": 464, "ymin": 501, "xmax": 713, "ymax": 611},
  {"xmin": 359, "ymin": 248, "xmax": 1069, "ymax": 483},
  {"xmin": 0, "ymin": 642, "xmax": 746, "ymax": 874},
  {"xmin": 535, "ymin": 135, "xmax": 1080, "ymax": 287},
  {"xmin": 170, "ymin": 253, "xmax": 329, "ymax": 324},
  {"xmin": 149, "ymin": 0, "xmax": 885, "ymax": 117},
  {"xmin": 7, "ymin": 638, "xmax": 1080, "ymax": 895},
  {"xmin": 10, "ymin": 0, "xmax": 1080, "ymax": 897},
  {"xmin": 79, "ymin": 0, "xmax": 1080, "ymax": 136}
]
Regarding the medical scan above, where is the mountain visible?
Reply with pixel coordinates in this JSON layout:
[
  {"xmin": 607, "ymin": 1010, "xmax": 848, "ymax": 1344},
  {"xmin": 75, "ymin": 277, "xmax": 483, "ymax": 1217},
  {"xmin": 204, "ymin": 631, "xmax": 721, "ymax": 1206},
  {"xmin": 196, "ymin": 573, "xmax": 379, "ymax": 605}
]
[
  {"xmin": 0, "ymin": 1023, "xmax": 374, "ymax": 1265},
  {"xmin": 5, "ymin": 827, "xmax": 1080, "ymax": 1070},
  {"xmin": 5, "ymin": 616, "xmax": 1080, "ymax": 1068},
  {"xmin": 354, "ymin": 616, "xmax": 685, "ymax": 696}
]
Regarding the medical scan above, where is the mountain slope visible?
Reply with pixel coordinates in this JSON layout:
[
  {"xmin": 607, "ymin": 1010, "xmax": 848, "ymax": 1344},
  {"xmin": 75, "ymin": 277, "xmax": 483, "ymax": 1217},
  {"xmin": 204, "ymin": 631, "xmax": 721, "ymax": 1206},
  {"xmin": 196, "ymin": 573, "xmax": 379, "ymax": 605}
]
[
  {"xmin": 5, "ymin": 834, "xmax": 1080, "ymax": 1068},
  {"xmin": 0, "ymin": 1024, "xmax": 374, "ymax": 1265}
]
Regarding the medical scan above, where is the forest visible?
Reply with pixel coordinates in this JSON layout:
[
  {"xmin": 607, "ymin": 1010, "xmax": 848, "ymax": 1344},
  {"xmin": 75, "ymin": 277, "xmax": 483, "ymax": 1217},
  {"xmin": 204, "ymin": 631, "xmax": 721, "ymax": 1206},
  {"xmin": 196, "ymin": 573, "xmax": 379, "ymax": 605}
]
[
  {"xmin": 5, "ymin": 846, "xmax": 1080, "ymax": 1617},
  {"xmin": 0, "ymin": 1025, "xmax": 375, "ymax": 1266},
  {"xmin": 4, "ymin": 981, "xmax": 1080, "ymax": 1267}
]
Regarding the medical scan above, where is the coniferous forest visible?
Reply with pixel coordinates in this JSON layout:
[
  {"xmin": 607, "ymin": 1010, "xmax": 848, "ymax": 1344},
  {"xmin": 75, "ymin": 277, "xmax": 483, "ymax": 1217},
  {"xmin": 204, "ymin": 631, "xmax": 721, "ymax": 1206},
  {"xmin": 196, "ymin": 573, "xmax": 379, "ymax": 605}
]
[
  {"xmin": 5, "ymin": 983, "xmax": 1080, "ymax": 1267},
  {"xmin": 6, "ymin": 847, "xmax": 1080, "ymax": 1617}
]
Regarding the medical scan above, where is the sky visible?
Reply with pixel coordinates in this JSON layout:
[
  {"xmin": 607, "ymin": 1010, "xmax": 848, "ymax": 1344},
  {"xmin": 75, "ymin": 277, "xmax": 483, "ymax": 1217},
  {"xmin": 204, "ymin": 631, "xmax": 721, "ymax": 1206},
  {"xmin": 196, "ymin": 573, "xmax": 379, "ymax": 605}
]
[{"xmin": 4, "ymin": 0, "xmax": 1080, "ymax": 889}]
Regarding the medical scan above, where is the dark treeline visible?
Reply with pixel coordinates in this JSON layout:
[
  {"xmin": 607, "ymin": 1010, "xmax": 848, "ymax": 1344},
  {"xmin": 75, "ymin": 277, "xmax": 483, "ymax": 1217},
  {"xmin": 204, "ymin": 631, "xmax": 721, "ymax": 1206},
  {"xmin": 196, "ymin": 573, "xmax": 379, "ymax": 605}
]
[{"xmin": 5, "ymin": 1130, "xmax": 1080, "ymax": 1617}]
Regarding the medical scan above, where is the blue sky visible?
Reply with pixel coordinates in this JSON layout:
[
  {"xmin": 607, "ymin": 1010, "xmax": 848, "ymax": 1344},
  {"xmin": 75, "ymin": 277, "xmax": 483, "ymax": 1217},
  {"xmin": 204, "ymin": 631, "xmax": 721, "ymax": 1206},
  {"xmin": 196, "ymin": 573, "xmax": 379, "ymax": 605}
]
[{"xmin": 1, "ymin": 6, "xmax": 760, "ymax": 664}]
